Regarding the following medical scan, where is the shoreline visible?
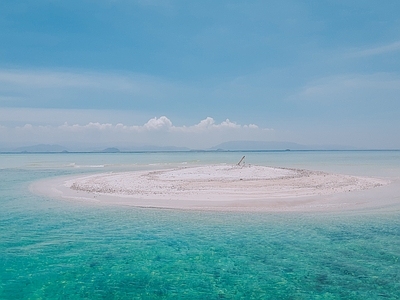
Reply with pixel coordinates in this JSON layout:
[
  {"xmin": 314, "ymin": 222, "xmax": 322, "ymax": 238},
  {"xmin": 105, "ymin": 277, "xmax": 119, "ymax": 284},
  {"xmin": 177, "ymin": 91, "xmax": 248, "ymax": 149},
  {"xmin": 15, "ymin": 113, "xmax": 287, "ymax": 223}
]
[{"xmin": 30, "ymin": 164, "xmax": 396, "ymax": 212}]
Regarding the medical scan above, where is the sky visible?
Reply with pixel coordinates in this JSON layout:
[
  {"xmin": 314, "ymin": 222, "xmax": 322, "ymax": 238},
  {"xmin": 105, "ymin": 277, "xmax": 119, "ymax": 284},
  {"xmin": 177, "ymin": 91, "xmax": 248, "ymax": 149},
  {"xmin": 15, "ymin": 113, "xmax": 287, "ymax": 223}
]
[{"xmin": 1, "ymin": 0, "xmax": 400, "ymax": 150}]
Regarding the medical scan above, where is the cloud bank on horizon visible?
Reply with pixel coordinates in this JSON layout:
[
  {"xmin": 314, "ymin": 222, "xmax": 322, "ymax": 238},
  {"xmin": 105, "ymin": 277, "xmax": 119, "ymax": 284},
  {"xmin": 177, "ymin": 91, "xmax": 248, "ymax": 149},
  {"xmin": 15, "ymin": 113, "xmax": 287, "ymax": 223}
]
[
  {"xmin": 0, "ymin": 116, "xmax": 271, "ymax": 150},
  {"xmin": 0, "ymin": 1, "xmax": 400, "ymax": 149}
]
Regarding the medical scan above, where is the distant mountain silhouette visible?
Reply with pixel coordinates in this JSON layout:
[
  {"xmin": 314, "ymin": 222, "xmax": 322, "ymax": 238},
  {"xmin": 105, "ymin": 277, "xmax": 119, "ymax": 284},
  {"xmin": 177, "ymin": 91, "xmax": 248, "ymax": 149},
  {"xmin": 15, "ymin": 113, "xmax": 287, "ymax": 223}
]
[
  {"xmin": 101, "ymin": 147, "xmax": 121, "ymax": 153},
  {"xmin": 13, "ymin": 144, "xmax": 68, "ymax": 153},
  {"xmin": 96, "ymin": 145, "xmax": 190, "ymax": 152},
  {"xmin": 128, "ymin": 145, "xmax": 190, "ymax": 152},
  {"xmin": 211, "ymin": 141, "xmax": 310, "ymax": 151},
  {"xmin": 211, "ymin": 141, "xmax": 359, "ymax": 151}
]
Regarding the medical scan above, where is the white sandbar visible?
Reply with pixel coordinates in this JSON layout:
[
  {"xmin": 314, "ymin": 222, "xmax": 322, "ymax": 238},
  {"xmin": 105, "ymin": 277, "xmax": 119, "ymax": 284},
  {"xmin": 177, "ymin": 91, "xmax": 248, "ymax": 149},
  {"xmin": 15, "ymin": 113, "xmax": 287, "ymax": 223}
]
[{"xmin": 32, "ymin": 164, "xmax": 393, "ymax": 212}]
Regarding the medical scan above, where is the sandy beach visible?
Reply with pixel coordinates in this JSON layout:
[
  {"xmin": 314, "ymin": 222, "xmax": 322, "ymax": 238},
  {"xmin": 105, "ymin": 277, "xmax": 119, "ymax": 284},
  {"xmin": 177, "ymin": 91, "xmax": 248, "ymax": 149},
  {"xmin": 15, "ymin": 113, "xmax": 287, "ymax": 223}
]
[{"xmin": 31, "ymin": 164, "xmax": 392, "ymax": 212}]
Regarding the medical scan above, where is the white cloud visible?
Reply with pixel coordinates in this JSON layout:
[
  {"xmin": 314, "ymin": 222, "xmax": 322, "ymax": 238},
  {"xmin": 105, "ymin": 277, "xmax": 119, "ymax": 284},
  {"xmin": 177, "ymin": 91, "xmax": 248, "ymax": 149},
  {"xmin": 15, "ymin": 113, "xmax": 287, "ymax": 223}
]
[
  {"xmin": 0, "ymin": 68, "xmax": 194, "ymax": 109},
  {"xmin": 350, "ymin": 41, "xmax": 400, "ymax": 58},
  {"xmin": 294, "ymin": 73, "xmax": 400, "ymax": 104},
  {"xmin": 192, "ymin": 117, "xmax": 215, "ymax": 130},
  {"xmin": 246, "ymin": 124, "xmax": 259, "ymax": 129},
  {"xmin": 0, "ymin": 116, "xmax": 273, "ymax": 149},
  {"xmin": 0, "ymin": 108, "xmax": 151, "ymax": 127},
  {"xmin": 0, "ymin": 69, "xmax": 156, "ymax": 91},
  {"xmin": 59, "ymin": 122, "xmax": 115, "ymax": 132},
  {"xmin": 219, "ymin": 119, "xmax": 240, "ymax": 129},
  {"xmin": 142, "ymin": 116, "xmax": 173, "ymax": 131},
  {"xmin": 57, "ymin": 116, "xmax": 261, "ymax": 133},
  {"xmin": 172, "ymin": 117, "xmax": 251, "ymax": 133}
]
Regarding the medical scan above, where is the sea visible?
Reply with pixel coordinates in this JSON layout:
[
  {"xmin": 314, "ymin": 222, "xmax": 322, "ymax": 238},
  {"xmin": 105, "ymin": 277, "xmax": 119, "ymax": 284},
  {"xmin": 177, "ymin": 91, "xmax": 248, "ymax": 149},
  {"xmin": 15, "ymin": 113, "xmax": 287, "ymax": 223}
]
[{"xmin": 1, "ymin": 151, "xmax": 399, "ymax": 299}]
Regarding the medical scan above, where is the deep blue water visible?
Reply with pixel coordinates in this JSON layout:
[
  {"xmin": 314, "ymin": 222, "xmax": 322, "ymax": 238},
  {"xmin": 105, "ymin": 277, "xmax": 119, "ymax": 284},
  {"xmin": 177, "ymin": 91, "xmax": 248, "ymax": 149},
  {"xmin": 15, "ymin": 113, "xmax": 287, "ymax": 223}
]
[{"xmin": 1, "ymin": 152, "xmax": 399, "ymax": 299}]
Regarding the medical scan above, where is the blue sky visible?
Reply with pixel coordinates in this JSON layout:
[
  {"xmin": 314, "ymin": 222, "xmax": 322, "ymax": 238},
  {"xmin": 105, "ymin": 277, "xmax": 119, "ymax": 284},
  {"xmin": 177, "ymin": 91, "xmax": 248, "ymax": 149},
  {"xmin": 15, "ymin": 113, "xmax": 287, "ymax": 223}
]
[{"xmin": 1, "ymin": 0, "xmax": 400, "ymax": 149}]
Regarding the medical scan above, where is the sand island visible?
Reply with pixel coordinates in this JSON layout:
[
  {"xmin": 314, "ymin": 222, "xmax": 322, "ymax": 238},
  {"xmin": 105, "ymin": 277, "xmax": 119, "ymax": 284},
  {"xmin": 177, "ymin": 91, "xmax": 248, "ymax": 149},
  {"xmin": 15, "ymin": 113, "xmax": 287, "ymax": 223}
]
[{"xmin": 32, "ymin": 163, "xmax": 391, "ymax": 212}]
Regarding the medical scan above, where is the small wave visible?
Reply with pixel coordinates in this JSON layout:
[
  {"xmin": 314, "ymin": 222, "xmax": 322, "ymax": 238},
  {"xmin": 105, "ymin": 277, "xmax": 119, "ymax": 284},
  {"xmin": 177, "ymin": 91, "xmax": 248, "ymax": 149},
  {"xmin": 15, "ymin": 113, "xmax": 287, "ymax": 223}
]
[{"xmin": 73, "ymin": 164, "xmax": 105, "ymax": 168}]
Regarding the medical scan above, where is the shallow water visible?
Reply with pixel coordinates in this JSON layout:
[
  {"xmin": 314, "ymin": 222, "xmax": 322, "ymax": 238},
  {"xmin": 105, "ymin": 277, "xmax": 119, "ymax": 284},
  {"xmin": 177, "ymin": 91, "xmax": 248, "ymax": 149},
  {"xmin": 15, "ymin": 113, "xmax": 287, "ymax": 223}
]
[{"xmin": 1, "ymin": 151, "xmax": 400, "ymax": 299}]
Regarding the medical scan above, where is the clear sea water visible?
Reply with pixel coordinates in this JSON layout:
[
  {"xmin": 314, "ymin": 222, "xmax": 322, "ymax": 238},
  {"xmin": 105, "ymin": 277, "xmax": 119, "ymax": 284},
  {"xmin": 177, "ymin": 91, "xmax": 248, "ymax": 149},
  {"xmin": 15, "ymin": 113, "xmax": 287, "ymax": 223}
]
[{"xmin": 1, "ymin": 151, "xmax": 399, "ymax": 299}]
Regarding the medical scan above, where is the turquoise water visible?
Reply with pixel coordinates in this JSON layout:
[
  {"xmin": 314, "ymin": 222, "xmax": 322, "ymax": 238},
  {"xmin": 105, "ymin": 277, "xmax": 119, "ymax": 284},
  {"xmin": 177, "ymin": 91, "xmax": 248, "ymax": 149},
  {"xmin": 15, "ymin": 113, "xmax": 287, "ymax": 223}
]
[{"xmin": 1, "ymin": 152, "xmax": 400, "ymax": 299}]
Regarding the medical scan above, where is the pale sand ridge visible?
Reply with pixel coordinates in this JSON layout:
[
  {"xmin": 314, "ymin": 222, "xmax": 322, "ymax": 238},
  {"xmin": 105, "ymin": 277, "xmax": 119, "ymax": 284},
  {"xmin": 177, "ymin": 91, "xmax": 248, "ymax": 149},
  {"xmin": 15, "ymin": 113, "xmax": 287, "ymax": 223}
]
[{"xmin": 31, "ymin": 164, "xmax": 392, "ymax": 212}]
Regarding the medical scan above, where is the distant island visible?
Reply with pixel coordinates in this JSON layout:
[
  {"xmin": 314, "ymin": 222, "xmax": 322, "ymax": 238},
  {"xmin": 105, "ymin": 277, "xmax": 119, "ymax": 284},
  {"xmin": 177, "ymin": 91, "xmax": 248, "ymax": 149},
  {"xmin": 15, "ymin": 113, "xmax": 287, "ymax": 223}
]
[
  {"xmin": 0, "ymin": 141, "xmax": 365, "ymax": 153},
  {"xmin": 210, "ymin": 141, "xmax": 309, "ymax": 151},
  {"xmin": 101, "ymin": 147, "xmax": 121, "ymax": 153},
  {"xmin": 11, "ymin": 144, "xmax": 69, "ymax": 153}
]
